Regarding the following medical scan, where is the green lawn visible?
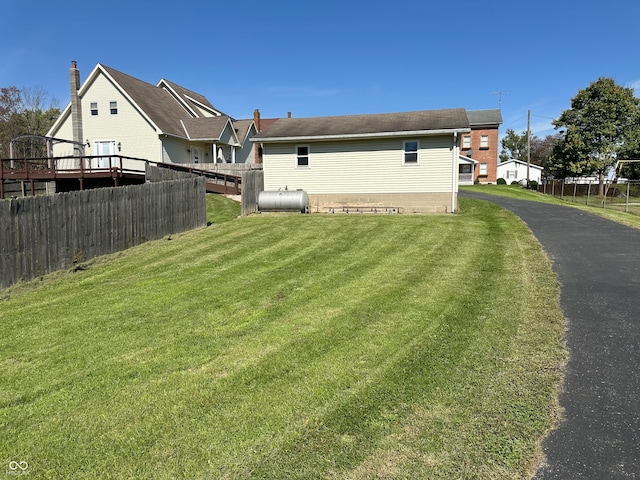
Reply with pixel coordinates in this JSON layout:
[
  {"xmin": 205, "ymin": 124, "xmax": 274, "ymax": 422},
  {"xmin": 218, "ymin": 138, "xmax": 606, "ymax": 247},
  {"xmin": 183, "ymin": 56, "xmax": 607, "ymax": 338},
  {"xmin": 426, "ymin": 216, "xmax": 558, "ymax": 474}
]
[
  {"xmin": 1, "ymin": 197, "xmax": 565, "ymax": 479},
  {"xmin": 462, "ymin": 184, "xmax": 640, "ymax": 229}
]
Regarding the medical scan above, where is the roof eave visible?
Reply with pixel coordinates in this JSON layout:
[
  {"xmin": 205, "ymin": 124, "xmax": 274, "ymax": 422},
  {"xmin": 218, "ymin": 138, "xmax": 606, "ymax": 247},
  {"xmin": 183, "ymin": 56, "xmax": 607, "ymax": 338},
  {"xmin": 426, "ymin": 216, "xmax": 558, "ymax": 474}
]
[{"xmin": 252, "ymin": 127, "xmax": 470, "ymax": 143}]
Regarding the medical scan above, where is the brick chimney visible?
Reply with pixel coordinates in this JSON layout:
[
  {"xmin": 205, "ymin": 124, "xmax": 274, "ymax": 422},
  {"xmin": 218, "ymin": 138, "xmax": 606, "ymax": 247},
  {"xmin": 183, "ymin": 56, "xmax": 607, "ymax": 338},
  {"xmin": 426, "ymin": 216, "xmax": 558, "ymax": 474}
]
[
  {"xmin": 253, "ymin": 108, "xmax": 261, "ymax": 132},
  {"xmin": 70, "ymin": 61, "xmax": 84, "ymax": 156}
]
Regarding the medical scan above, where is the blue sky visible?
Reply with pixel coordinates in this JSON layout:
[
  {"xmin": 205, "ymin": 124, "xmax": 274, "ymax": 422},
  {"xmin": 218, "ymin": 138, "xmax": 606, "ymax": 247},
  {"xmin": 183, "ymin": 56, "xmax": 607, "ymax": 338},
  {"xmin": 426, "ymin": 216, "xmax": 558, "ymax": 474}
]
[{"xmin": 2, "ymin": 0, "xmax": 639, "ymax": 140}]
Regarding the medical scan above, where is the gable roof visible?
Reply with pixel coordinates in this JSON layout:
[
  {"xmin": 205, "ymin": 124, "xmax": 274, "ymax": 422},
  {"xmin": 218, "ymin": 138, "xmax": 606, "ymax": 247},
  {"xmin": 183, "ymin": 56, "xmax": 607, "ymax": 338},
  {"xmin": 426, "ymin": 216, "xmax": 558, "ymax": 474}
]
[
  {"xmin": 98, "ymin": 65, "xmax": 191, "ymax": 137},
  {"xmin": 498, "ymin": 158, "xmax": 544, "ymax": 170},
  {"xmin": 180, "ymin": 116, "xmax": 239, "ymax": 145},
  {"xmin": 157, "ymin": 79, "xmax": 226, "ymax": 117},
  {"xmin": 253, "ymin": 108, "xmax": 470, "ymax": 142},
  {"xmin": 48, "ymin": 63, "xmax": 238, "ymax": 143},
  {"xmin": 466, "ymin": 109, "xmax": 503, "ymax": 127},
  {"xmin": 233, "ymin": 119, "xmax": 256, "ymax": 144}
]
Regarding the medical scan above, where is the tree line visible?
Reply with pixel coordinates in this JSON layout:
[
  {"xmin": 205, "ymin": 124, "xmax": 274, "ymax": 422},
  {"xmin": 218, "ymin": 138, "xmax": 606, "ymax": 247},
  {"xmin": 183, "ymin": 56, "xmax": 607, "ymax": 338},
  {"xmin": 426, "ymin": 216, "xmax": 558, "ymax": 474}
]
[
  {"xmin": 500, "ymin": 77, "xmax": 640, "ymax": 193},
  {"xmin": 0, "ymin": 86, "xmax": 60, "ymax": 159}
]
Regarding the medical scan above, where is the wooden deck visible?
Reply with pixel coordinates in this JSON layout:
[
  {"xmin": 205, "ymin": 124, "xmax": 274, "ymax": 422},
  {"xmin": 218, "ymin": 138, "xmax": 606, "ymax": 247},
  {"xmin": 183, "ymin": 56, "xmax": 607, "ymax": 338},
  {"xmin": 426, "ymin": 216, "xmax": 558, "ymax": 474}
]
[{"xmin": 0, "ymin": 155, "xmax": 242, "ymax": 198}]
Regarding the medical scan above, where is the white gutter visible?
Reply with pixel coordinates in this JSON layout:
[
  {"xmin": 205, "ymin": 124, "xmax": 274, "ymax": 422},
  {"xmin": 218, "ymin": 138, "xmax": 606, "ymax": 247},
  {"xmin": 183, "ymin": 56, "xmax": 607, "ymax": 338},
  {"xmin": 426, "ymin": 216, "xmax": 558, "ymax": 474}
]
[
  {"xmin": 451, "ymin": 132, "xmax": 458, "ymax": 214},
  {"xmin": 251, "ymin": 128, "xmax": 470, "ymax": 143}
]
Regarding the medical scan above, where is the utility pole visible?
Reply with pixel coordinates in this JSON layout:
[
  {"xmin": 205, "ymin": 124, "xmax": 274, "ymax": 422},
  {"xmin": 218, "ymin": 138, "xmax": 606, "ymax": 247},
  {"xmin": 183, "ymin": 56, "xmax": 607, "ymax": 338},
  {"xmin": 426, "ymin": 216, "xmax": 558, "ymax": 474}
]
[{"xmin": 526, "ymin": 109, "xmax": 531, "ymax": 187}]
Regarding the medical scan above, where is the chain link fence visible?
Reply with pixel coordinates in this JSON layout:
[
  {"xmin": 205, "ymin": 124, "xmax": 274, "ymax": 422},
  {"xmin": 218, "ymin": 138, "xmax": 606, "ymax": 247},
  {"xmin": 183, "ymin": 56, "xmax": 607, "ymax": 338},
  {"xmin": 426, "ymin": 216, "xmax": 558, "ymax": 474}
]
[{"xmin": 538, "ymin": 179, "xmax": 640, "ymax": 215}]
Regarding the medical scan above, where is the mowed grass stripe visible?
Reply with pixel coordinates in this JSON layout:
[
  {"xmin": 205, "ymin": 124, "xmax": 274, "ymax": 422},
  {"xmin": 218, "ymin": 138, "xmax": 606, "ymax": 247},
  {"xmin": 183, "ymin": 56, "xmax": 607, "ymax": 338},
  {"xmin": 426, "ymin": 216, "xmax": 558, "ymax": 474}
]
[{"xmin": 0, "ymin": 197, "xmax": 565, "ymax": 479}]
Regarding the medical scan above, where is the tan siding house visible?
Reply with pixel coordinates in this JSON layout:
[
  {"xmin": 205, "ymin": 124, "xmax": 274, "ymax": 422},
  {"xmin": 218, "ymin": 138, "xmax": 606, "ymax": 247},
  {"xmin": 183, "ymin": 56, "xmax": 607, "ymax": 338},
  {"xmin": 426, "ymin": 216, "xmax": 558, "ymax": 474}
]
[
  {"xmin": 253, "ymin": 109, "xmax": 470, "ymax": 213},
  {"xmin": 47, "ymin": 63, "xmax": 257, "ymax": 170}
]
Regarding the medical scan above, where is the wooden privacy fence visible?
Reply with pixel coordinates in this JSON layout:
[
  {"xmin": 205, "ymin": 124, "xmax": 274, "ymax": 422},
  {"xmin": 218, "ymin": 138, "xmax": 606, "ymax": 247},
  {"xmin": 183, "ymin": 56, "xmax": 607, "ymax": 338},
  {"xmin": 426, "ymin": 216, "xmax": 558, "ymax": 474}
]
[
  {"xmin": 241, "ymin": 169, "xmax": 264, "ymax": 215},
  {"xmin": 0, "ymin": 177, "xmax": 206, "ymax": 290}
]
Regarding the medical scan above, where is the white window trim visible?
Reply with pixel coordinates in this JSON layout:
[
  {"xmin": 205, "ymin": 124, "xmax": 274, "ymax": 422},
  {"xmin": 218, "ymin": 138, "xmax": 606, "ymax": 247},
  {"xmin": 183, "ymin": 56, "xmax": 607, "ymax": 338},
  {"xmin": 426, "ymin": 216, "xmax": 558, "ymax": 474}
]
[
  {"xmin": 110, "ymin": 101, "xmax": 118, "ymax": 115},
  {"xmin": 403, "ymin": 140, "xmax": 420, "ymax": 165},
  {"xmin": 480, "ymin": 135, "xmax": 489, "ymax": 148},
  {"xmin": 462, "ymin": 135, "xmax": 471, "ymax": 149},
  {"xmin": 296, "ymin": 145, "xmax": 310, "ymax": 168},
  {"xmin": 90, "ymin": 102, "xmax": 98, "ymax": 116}
]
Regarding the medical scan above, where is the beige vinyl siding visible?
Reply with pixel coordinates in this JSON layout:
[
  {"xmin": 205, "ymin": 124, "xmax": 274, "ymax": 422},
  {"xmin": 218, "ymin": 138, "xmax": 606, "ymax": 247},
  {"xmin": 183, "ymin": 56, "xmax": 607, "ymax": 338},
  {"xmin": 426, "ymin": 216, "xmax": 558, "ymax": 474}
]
[
  {"xmin": 52, "ymin": 72, "xmax": 160, "ymax": 165},
  {"xmin": 82, "ymin": 73, "xmax": 159, "ymax": 161},
  {"xmin": 50, "ymin": 111, "xmax": 75, "ymax": 157},
  {"xmin": 263, "ymin": 136, "xmax": 454, "ymax": 194}
]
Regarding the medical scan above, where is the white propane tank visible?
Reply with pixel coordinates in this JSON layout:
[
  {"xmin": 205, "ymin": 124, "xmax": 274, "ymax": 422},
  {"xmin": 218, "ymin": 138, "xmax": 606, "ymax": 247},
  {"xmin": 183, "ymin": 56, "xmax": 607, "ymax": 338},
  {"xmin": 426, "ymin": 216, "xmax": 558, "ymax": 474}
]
[{"xmin": 258, "ymin": 190, "xmax": 310, "ymax": 213}]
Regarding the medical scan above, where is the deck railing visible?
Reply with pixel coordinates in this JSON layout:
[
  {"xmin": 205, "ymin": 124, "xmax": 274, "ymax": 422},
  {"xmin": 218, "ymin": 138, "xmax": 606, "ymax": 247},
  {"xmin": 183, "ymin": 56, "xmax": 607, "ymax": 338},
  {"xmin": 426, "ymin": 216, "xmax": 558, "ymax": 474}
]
[{"xmin": 0, "ymin": 155, "xmax": 245, "ymax": 197}]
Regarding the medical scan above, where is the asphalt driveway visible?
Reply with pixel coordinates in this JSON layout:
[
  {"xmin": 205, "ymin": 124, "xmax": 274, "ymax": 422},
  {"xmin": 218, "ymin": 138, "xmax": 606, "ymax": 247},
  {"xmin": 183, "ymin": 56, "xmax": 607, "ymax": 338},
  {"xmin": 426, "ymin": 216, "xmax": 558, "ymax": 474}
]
[{"xmin": 460, "ymin": 191, "xmax": 640, "ymax": 479}]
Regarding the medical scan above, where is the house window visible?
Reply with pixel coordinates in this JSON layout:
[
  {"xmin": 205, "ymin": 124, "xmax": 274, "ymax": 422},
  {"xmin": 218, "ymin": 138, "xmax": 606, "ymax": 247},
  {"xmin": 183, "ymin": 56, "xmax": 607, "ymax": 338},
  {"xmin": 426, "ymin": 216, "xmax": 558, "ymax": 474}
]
[
  {"xmin": 90, "ymin": 102, "xmax": 98, "ymax": 116},
  {"xmin": 480, "ymin": 135, "xmax": 489, "ymax": 149},
  {"xmin": 296, "ymin": 145, "xmax": 309, "ymax": 167},
  {"xmin": 110, "ymin": 101, "xmax": 118, "ymax": 115},
  {"xmin": 462, "ymin": 135, "xmax": 471, "ymax": 149},
  {"xmin": 479, "ymin": 163, "xmax": 488, "ymax": 175},
  {"xmin": 403, "ymin": 140, "xmax": 419, "ymax": 164}
]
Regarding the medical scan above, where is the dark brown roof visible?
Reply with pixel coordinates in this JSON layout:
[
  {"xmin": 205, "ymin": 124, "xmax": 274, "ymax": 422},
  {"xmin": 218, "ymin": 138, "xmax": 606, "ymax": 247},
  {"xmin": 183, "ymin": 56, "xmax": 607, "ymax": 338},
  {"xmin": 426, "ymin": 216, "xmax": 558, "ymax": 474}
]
[{"xmin": 253, "ymin": 108, "xmax": 469, "ymax": 141}]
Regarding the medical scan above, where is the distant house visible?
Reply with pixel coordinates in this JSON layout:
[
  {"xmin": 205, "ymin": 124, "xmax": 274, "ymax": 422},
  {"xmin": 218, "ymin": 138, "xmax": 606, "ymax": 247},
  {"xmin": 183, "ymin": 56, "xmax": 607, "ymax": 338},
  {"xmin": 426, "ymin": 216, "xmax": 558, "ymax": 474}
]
[
  {"xmin": 252, "ymin": 109, "xmax": 470, "ymax": 213},
  {"xmin": 497, "ymin": 158, "xmax": 544, "ymax": 184},
  {"xmin": 460, "ymin": 109, "xmax": 502, "ymax": 183},
  {"xmin": 47, "ymin": 63, "xmax": 257, "ymax": 169}
]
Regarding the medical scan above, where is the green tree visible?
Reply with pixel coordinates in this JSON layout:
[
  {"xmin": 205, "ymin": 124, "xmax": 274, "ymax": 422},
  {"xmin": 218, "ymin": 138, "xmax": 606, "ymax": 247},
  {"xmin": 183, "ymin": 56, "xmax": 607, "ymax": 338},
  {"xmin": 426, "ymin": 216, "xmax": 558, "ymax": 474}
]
[
  {"xmin": 499, "ymin": 129, "xmax": 530, "ymax": 163},
  {"xmin": 0, "ymin": 86, "xmax": 60, "ymax": 158},
  {"xmin": 552, "ymin": 77, "xmax": 640, "ymax": 195}
]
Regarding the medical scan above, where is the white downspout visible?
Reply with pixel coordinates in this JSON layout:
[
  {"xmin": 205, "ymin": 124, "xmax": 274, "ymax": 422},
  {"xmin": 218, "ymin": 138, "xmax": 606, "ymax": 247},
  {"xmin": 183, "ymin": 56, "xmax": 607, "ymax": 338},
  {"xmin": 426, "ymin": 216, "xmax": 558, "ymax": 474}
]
[{"xmin": 451, "ymin": 132, "xmax": 458, "ymax": 213}]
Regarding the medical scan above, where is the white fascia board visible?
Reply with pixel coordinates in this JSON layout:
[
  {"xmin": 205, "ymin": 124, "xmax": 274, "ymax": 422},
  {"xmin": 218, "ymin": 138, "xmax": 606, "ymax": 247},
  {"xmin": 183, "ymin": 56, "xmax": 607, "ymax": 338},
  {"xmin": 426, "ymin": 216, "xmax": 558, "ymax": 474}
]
[
  {"xmin": 46, "ymin": 103, "xmax": 72, "ymax": 137},
  {"xmin": 178, "ymin": 118, "xmax": 241, "ymax": 145},
  {"xmin": 157, "ymin": 79, "xmax": 199, "ymax": 118},
  {"xmin": 224, "ymin": 117, "xmax": 241, "ymax": 146},
  {"xmin": 184, "ymin": 94, "xmax": 223, "ymax": 117},
  {"xmin": 251, "ymin": 128, "xmax": 471, "ymax": 143}
]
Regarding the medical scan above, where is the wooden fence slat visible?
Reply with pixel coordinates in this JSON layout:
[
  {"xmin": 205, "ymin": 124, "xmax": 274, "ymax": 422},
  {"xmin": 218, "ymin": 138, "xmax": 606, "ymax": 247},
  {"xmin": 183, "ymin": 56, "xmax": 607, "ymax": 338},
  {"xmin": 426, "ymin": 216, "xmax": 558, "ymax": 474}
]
[{"xmin": 0, "ymin": 178, "xmax": 206, "ymax": 290}]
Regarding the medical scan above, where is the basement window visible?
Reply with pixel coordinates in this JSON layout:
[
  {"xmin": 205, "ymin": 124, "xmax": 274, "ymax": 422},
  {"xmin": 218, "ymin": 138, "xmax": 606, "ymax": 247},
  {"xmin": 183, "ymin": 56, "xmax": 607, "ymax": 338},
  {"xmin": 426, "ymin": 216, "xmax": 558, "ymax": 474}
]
[
  {"xmin": 110, "ymin": 101, "xmax": 118, "ymax": 115},
  {"xmin": 403, "ymin": 140, "xmax": 419, "ymax": 164},
  {"xmin": 296, "ymin": 145, "xmax": 309, "ymax": 167},
  {"xmin": 90, "ymin": 102, "xmax": 98, "ymax": 116}
]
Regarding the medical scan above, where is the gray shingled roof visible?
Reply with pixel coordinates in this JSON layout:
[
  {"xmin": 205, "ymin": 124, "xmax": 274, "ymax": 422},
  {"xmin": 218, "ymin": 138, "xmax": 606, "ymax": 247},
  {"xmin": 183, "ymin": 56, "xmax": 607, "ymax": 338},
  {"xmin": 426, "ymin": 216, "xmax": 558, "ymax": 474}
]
[
  {"xmin": 253, "ymin": 108, "xmax": 470, "ymax": 141},
  {"xmin": 159, "ymin": 79, "xmax": 227, "ymax": 116},
  {"xmin": 101, "ymin": 65, "xmax": 235, "ymax": 140},
  {"xmin": 181, "ymin": 116, "xmax": 233, "ymax": 141},
  {"xmin": 101, "ymin": 65, "xmax": 190, "ymax": 137},
  {"xmin": 233, "ymin": 119, "xmax": 255, "ymax": 143},
  {"xmin": 466, "ymin": 109, "xmax": 502, "ymax": 126}
]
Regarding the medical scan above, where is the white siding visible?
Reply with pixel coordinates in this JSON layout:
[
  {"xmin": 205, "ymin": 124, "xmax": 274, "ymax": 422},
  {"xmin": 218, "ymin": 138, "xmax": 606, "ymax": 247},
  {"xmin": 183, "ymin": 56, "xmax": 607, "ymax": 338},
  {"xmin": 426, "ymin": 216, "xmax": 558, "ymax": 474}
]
[
  {"xmin": 497, "ymin": 161, "xmax": 543, "ymax": 183},
  {"xmin": 263, "ymin": 136, "xmax": 455, "ymax": 194}
]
